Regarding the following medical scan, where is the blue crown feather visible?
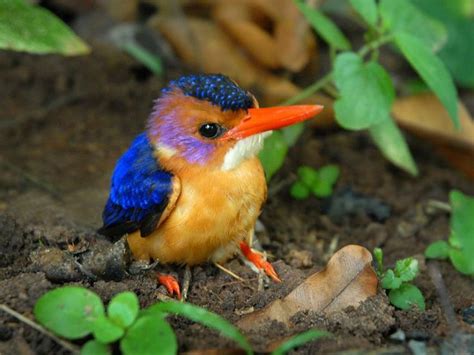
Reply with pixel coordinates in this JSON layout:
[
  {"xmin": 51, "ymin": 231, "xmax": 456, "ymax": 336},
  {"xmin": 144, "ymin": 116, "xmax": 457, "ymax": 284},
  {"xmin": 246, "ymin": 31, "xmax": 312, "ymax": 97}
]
[{"xmin": 162, "ymin": 74, "xmax": 254, "ymax": 111}]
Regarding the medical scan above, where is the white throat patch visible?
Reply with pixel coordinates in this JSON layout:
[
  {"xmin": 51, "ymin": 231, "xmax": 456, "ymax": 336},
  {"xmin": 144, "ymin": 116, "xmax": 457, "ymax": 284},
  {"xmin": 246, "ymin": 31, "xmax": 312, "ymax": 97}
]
[{"xmin": 221, "ymin": 132, "xmax": 272, "ymax": 171}]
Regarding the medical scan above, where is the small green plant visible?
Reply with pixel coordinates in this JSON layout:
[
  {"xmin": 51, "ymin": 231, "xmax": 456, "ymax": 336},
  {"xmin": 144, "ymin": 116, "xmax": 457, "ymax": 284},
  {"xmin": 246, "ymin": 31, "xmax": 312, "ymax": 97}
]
[
  {"xmin": 290, "ymin": 165, "xmax": 340, "ymax": 199},
  {"xmin": 425, "ymin": 190, "xmax": 474, "ymax": 276},
  {"xmin": 0, "ymin": 0, "xmax": 89, "ymax": 56},
  {"xmin": 373, "ymin": 248, "xmax": 425, "ymax": 311},
  {"xmin": 34, "ymin": 286, "xmax": 253, "ymax": 355},
  {"xmin": 260, "ymin": 0, "xmax": 465, "ymax": 180}
]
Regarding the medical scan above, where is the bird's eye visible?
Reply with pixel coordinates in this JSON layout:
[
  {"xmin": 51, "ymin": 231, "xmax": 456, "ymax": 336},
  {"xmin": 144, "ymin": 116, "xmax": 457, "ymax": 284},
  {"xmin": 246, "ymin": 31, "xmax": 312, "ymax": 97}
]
[{"xmin": 199, "ymin": 123, "xmax": 223, "ymax": 139}]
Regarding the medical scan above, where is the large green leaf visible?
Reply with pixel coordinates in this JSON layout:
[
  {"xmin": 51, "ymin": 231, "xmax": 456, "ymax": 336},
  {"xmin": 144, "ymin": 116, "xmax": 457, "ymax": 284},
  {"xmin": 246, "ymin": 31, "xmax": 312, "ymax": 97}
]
[
  {"xmin": 412, "ymin": 0, "xmax": 474, "ymax": 88},
  {"xmin": 0, "ymin": 0, "xmax": 90, "ymax": 55},
  {"xmin": 334, "ymin": 53, "xmax": 394, "ymax": 130},
  {"xmin": 259, "ymin": 131, "xmax": 288, "ymax": 181},
  {"xmin": 395, "ymin": 33, "xmax": 459, "ymax": 128},
  {"xmin": 92, "ymin": 315, "xmax": 124, "ymax": 344},
  {"xmin": 34, "ymin": 287, "xmax": 104, "ymax": 339},
  {"xmin": 448, "ymin": 190, "xmax": 474, "ymax": 275},
  {"xmin": 379, "ymin": 0, "xmax": 447, "ymax": 51},
  {"xmin": 425, "ymin": 240, "xmax": 450, "ymax": 259},
  {"xmin": 147, "ymin": 301, "xmax": 253, "ymax": 355},
  {"xmin": 120, "ymin": 315, "xmax": 177, "ymax": 355},
  {"xmin": 81, "ymin": 340, "xmax": 111, "ymax": 355},
  {"xmin": 369, "ymin": 119, "xmax": 418, "ymax": 176},
  {"xmin": 349, "ymin": 0, "xmax": 378, "ymax": 27},
  {"xmin": 108, "ymin": 291, "xmax": 139, "ymax": 329},
  {"xmin": 389, "ymin": 283, "xmax": 425, "ymax": 311},
  {"xmin": 294, "ymin": 0, "xmax": 350, "ymax": 50}
]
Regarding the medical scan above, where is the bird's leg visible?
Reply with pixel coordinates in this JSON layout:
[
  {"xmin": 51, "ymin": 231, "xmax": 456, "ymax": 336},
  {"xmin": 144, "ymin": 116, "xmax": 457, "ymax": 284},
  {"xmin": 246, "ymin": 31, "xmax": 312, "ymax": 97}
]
[
  {"xmin": 181, "ymin": 265, "xmax": 192, "ymax": 301},
  {"xmin": 240, "ymin": 241, "xmax": 281, "ymax": 282},
  {"xmin": 157, "ymin": 273, "xmax": 181, "ymax": 300}
]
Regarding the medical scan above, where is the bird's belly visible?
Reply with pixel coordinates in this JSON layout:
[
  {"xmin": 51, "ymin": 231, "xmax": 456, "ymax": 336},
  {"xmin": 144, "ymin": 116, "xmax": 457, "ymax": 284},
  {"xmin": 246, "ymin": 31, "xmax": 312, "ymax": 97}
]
[{"xmin": 127, "ymin": 158, "xmax": 266, "ymax": 265}]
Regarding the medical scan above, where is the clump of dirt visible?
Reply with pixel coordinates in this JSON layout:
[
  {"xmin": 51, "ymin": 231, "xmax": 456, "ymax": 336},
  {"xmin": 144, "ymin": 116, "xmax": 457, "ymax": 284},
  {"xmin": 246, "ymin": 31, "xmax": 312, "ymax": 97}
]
[{"xmin": 1, "ymin": 44, "xmax": 473, "ymax": 354}]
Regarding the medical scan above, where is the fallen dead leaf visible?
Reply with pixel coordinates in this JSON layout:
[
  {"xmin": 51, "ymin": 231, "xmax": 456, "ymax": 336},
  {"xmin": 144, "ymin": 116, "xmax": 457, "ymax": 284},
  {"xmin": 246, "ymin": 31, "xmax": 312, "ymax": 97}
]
[
  {"xmin": 393, "ymin": 93, "xmax": 474, "ymax": 151},
  {"xmin": 237, "ymin": 245, "xmax": 377, "ymax": 330}
]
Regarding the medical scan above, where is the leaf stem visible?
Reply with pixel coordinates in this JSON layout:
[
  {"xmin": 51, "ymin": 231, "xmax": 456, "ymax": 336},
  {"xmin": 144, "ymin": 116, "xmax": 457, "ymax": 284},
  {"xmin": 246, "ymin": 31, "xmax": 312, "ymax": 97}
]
[
  {"xmin": 358, "ymin": 34, "xmax": 393, "ymax": 58},
  {"xmin": 281, "ymin": 73, "xmax": 333, "ymax": 105}
]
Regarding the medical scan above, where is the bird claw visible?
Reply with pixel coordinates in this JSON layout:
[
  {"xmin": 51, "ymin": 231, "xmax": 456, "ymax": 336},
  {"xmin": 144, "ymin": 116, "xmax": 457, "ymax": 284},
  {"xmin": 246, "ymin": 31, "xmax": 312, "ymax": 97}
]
[
  {"xmin": 157, "ymin": 274, "xmax": 182, "ymax": 299},
  {"xmin": 240, "ymin": 242, "xmax": 281, "ymax": 283}
]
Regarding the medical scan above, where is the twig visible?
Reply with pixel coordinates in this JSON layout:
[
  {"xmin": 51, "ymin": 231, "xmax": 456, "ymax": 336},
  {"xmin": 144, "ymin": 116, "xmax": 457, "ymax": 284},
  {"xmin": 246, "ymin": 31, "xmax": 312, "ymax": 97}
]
[
  {"xmin": 0, "ymin": 304, "xmax": 80, "ymax": 354},
  {"xmin": 0, "ymin": 158, "xmax": 61, "ymax": 198},
  {"xmin": 426, "ymin": 261, "xmax": 458, "ymax": 333},
  {"xmin": 215, "ymin": 263, "xmax": 245, "ymax": 282}
]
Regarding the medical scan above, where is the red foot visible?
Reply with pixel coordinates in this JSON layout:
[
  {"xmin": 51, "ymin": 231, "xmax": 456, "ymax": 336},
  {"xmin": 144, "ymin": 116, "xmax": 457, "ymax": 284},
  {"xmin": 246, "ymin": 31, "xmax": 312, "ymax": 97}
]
[
  {"xmin": 157, "ymin": 274, "xmax": 181, "ymax": 299},
  {"xmin": 240, "ymin": 242, "xmax": 281, "ymax": 282}
]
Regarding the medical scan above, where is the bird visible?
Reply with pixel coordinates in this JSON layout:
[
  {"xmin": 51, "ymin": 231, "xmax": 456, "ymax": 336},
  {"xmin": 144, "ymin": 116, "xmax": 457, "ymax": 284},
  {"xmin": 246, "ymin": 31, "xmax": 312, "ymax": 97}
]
[{"xmin": 99, "ymin": 73, "xmax": 323, "ymax": 299}]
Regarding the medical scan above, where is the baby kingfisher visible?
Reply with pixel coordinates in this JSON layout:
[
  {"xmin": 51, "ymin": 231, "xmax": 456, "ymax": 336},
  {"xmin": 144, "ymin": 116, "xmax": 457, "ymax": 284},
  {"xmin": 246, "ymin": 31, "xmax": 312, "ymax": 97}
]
[{"xmin": 99, "ymin": 74, "xmax": 323, "ymax": 298}]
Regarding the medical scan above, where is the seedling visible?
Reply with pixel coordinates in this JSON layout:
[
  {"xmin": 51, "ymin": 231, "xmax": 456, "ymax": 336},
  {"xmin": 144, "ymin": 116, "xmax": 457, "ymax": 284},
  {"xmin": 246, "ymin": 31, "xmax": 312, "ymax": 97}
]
[
  {"xmin": 373, "ymin": 248, "xmax": 425, "ymax": 311},
  {"xmin": 290, "ymin": 165, "xmax": 340, "ymax": 199},
  {"xmin": 425, "ymin": 190, "xmax": 474, "ymax": 276},
  {"xmin": 34, "ymin": 286, "xmax": 253, "ymax": 355}
]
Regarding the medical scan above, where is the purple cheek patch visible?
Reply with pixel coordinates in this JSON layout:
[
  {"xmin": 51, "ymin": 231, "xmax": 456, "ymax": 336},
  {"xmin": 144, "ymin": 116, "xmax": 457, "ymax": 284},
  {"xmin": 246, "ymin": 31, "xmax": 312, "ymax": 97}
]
[{"xmin": 150, "ymin": 108, "xmax": 215, "ymax": 165}]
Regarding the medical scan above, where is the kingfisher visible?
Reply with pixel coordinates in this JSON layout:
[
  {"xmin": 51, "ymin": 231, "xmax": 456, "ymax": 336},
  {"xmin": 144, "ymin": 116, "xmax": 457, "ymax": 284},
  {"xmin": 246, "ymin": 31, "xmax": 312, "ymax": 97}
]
[{"xmin": 99, "ymin": 74, "xmax": 323, "ymax": 299}]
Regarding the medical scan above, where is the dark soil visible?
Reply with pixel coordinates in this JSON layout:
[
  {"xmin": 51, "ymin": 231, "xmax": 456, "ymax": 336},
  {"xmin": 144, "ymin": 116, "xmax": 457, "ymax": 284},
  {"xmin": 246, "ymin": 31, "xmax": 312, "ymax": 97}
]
[{"xmin": 1, "ymin": 45, "xmax": 473, "ymax": 355}]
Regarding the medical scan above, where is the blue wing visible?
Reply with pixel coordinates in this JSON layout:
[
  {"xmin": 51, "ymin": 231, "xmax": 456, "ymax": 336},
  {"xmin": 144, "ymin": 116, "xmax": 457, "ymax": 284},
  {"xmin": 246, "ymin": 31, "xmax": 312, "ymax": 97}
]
[{"xmin": 99, "ymin": 133, "xmax": 174, "ymax": 239}]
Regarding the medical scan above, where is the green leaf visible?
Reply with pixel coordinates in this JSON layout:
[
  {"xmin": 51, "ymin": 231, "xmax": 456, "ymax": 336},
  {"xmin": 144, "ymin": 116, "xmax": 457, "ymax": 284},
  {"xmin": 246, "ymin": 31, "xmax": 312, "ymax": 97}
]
[
  {"xmin": 350, "ymin": 0, "xmax": 378, "ymax": 27},
  {"xmin": 389, "ymin": 283, "xmax": 425, "ymax": 311},
  {"xmin": 297, "ymin": 166, "xmax": 319, "ymax": 187},
  {"xmin": 381, "ymin": 269, "xmax": 402, "ymax": 290},
  {"xmin": 394, "ymin": 33, "xmax": 459, "ymax": 128},
  {"xmin": 379, "ymin": 0, "xmax": 447, "ymax": 51},
  {"xmin": 147, "ymin": 301, "xmax": 253, "ymax": 355},
  {"xmin": 425, "ymin": 240, "xmax": 450, "ymax": 259},
  {"xmin": 449, "ymin": 190, "xmax": 474, "ymax": 250},
  {"xmin": 271, "ymin": 329, "xmax": 330, "ymax": 355},
  {"xmin": 412, "ymin": 0, "xmax": 474, "ymax": 88},
  {"xmin": 259, "ymin": 131, "xmax": 288, "ymax": 181},
  {"xmin": 92, "ymin": 315, "xmax": 124, "ymax": 344},
  {"xmin": 122, "ymin": 43, "xmax": 163, "ymax": 77},
  {"xmin": 120, "ymin": 314, "xmax": 177, "ymax": 355},
  {"xmin": 311, "ymin": 181, "xmax": 333, "ymax": 198},
  {"xmin": 290, "ymin": 181, "xmax": 311, "ymax": 200},
  {"xmin": 81, "ymin": 340, "xmax": 111, "ymax": 355},
  {"xmin": 0, "ymin": 0, "xmax": 90, "ymax": 55},
  {"xmin": 294, "ymin": 0, "xmax": 351, "ymax": 50},
  {"xmin": 449, "ymin": 248, "xmax": 474, "ymax": 276},
  {"xmin": 369, "ymin": 119, "xmax": 418, "ymax": 176},
  {"xmin": 334, "ymin": 54, "xmax": 394, "ymax": 130},
  {"xmin": 394, "ymin": 257, "xmax": 419, "ymax": 282},
  {"xmin": 318, "ymin": 165, "xmax": 340, "ymax": 186},
  {"xmin": 373, "ymin": 247, "xmax": 384, "ymax": 275},
  {"xmin": 108, "ymin": 292, "xmax": 139, "ymax": 329},
  {"xmin": 34, "ymin": 286, "xmax": 104, "ymax": 339},
  {"xmin": 282, "ymin": 123, "xmax": 305, "ymax": 146}
]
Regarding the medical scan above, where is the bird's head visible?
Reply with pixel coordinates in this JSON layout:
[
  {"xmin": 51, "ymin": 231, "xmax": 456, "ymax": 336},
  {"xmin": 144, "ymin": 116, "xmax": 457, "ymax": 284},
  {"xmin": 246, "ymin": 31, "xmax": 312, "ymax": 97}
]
[{"xmin": 148, "ymin": 74, "xmax": 323, "ymax": 171}]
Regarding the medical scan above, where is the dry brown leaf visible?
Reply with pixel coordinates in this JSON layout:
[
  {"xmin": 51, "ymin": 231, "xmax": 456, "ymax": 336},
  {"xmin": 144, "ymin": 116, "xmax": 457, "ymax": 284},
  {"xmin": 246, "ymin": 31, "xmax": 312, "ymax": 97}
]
[
  {"xmin": 237, "ymin": 245, "xmax": 377, "ymax": 330},
  {"xmin": 213, "ymin": 3, "xmax": 280, "ymax": 69},
  {"xmin": 149, "ymin": 16, "xmax": 259, "ymax": 87},
  {"xmin": 393, "ymin": 93, "xmax": 474, "ymax": 151},
  {"xmin": 213, "ymin": 0, "xmax": 315, "ymax": 72}
]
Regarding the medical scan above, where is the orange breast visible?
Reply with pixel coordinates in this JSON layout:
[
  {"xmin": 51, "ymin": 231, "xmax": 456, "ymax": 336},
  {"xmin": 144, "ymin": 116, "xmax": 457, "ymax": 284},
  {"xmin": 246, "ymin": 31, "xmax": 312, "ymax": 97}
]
[{"xmin": 127, "ymin": 157, "xmax": 266, "ymax": 265}]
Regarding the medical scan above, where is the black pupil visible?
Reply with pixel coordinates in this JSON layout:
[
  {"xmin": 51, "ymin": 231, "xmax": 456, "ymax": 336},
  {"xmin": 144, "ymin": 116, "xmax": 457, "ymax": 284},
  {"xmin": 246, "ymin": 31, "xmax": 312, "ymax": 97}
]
[{"xmin": 199, "ymin": 123, "xmax": 220, "ymax": 138}]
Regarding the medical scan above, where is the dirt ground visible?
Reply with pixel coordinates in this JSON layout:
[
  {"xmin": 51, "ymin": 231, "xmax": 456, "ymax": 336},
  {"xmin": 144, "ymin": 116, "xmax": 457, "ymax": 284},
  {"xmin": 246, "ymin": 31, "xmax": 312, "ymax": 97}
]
[{"xmin": 1, "ymin": 45, "xmax": 473, "ymax": 354}]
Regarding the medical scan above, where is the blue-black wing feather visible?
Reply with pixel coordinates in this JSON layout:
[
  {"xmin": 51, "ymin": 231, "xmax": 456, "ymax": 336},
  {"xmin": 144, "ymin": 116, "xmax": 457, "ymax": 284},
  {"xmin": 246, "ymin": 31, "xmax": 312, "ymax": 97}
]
[{"xmin": 99, "ymin": 133, "xmax": 173, "ymax": 240}]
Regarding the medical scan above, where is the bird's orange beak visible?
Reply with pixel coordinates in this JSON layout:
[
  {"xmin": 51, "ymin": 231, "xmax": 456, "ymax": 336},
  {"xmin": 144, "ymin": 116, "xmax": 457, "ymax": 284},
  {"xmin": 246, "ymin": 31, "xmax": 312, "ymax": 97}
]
[{"xmin": 220, "ymin": 105, "xmax": 324, "ymax": 140}]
